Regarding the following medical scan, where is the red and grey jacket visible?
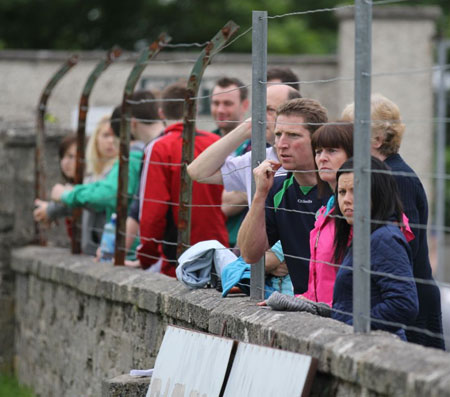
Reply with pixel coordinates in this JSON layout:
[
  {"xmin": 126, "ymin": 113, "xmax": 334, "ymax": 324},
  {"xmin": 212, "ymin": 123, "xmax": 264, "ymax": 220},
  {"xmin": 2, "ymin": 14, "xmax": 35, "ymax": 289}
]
[{"xmin": 137, "ymin": 123, "xmax": 229, "ymax": 276}]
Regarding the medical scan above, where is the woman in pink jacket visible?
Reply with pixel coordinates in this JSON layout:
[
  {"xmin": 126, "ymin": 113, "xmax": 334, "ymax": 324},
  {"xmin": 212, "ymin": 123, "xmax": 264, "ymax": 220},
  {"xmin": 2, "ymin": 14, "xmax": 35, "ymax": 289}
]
[
  {"xmin": 300, "ymin": 122, "xmax": 354, "ymax": 305},
  {"xmin": 263, "ymin": 121, "xmax": 413, "ymax": 311},
  {"xmin": 301, "ymin": 122, "xmax": 412, "ymax": 306}
]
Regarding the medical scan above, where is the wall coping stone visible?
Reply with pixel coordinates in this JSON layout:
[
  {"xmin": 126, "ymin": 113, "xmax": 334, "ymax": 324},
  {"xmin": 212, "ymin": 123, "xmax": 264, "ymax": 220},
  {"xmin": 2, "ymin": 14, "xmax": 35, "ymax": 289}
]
[
  {"xmin": 336, "ymin": 6, "xmax": 442, "ymax": 21},
  {"xmin": 0, "ymin": 49, "xmax": 337, "ymax": 66},
  {"xmin": 11, "ymin": 246, "xmax": 450, "ymax": 396},
  {"xmin": 101, "ymin": 374, "xmax": 150, "ymax": 397},
  {"xmin": 0, "ymin": 124, "xmax": 70, "ymax": 147}
]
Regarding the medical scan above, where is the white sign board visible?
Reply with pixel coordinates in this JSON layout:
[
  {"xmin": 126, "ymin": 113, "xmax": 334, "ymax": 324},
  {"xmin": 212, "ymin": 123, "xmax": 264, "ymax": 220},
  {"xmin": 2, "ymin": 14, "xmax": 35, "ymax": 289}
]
[
  {"xmin": 146, "ymin": 326, "xmax": 235, "ymax": 397},
  {"xmin": 223, "ymin": 342, "xmax": 317, "ymax": 397}
]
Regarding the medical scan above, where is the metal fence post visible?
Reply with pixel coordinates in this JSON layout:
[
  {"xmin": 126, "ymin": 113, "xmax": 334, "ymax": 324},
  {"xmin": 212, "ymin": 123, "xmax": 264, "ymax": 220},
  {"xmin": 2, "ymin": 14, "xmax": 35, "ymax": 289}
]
[
  {"xmin": 72, "ymin": 47, "xmax": 122, "ymax": 254},
  {"xmin": 353, "ymin": 0, "xmax": 372, "ymax": 333},
  {"xmin": 435, "ymin": 39, "xmax": 449, "ymax": 282},
  {"xmin": 114, "ymin": 34, "xmax": 171, "ymax": 265},
  {"xmin": 35, "ymin": 54, "xmax": 78, "ymax": 245},
  {"xmin": 250, "ymin": 10, "xmax": 267, "ymax": 301},
  {"xmin": 176, "ymin": 21, "xmax": 239, "ymax": 258}
]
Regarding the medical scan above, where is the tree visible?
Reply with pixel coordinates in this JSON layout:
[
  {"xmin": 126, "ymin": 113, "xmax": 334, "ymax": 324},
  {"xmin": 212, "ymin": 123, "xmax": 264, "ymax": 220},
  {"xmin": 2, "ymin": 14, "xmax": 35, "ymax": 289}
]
[{"xmin": 0, "ymin": 1, "xmax": 448, "ymax": 53}]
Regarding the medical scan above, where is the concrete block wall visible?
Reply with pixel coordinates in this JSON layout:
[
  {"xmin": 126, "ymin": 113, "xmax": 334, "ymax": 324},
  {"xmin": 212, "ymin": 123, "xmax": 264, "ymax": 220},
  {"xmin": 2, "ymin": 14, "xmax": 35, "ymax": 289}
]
[{"xmin": 11, "ymin": 246, "xmax": 450, "ymax": 397}]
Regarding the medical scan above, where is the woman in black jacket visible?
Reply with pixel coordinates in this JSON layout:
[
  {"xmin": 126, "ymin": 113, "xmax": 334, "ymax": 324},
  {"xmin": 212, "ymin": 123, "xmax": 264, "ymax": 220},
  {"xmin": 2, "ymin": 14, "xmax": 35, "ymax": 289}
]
[
  {"xmin": 332, "ymin": 157, "xmax": 419, "ymax": 340},
  {"xmin": 341, "ymin": 94, "xmax": 445, "ymax": 349}
]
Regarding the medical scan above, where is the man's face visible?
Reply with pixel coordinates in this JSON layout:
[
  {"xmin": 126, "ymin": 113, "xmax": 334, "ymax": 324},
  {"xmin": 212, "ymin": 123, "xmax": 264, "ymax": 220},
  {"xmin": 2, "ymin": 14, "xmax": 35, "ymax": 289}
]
[
  {"xmin": 211, "ymin": 84, "xmax": 248, "ymax": 134},
  {"xmin": 274, "ymin": 114, "xmax": 314, "ymax": 171},
  {"xmin": 265, "ymin": 85, "xmax": 290, "ymax": 144}
]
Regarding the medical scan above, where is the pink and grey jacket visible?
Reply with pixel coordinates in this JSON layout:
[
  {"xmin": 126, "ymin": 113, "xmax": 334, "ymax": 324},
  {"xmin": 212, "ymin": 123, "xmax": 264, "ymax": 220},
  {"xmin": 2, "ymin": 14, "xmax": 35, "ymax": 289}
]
[{"xmin": 300, "ymin": 203, "xmax": 414, "ymax": 306}]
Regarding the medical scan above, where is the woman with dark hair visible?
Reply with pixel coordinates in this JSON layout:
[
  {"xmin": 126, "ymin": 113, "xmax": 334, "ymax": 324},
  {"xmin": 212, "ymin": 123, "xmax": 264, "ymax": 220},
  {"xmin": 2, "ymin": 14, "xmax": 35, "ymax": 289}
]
[
  {"xmin": 300, "ymin": 122, "xmax": 354, "ymax": 305},
  {"xmin": 342, "ymin": 94, "xmax": 445, "ymax": 349},
  {"xmin": 34, "ymin": 134, "xmax": 77, "ymax": 237},
  {"xmin": 332, "ymin": 157, "xmax": 419, "ymax": 340}
]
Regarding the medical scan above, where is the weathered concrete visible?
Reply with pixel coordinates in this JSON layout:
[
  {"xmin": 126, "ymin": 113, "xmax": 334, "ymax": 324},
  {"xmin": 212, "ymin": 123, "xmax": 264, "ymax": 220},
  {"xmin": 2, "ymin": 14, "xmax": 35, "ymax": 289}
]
[
  {"xmin": 0, "ymin": 123, "xmax": 69, "ymax": 373},
  {"xmin": 101, "ymin": 375, "xmax": 151, "ymax": 397},
  {"xmin": 11, "ymin": 246, "xmax": 450, "ymax": 397},
  {"xmin": 0, "ymin": 50, "xmax": 340, "ymax": 132},
  {"xmin": 337, "ymin": 6, "xmax": 441, "ymax": 200}
]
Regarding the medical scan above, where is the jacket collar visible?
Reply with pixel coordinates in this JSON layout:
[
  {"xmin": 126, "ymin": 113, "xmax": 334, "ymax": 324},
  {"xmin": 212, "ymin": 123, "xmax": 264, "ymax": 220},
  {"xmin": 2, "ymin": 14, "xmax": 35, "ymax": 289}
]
[{"xmin": 164, "ymin": 122, "xmax": 184, "ymax": 135}]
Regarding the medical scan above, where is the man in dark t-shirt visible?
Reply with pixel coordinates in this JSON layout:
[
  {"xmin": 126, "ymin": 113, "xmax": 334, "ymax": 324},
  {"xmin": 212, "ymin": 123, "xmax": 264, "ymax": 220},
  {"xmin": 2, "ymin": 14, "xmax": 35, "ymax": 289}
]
[
  {"xmin": 265, "ymin": 172, "xmax": 329, "ymax": 293},
  {"xmin": 238, "ymin": 98, "xmax": 329, "ymax": 294}
]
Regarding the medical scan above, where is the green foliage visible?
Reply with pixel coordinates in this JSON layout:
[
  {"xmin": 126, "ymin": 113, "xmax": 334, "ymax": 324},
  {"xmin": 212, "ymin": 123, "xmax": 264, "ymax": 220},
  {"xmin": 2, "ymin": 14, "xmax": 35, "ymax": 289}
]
[
  {"xmin": 0, "ymin": 0, "xmax": 448, "ymax": 54},
  {"xmin": 0, "ymin": 0, "xmax": 338, "ymax": 53},
  {"xmin": 0, "ymin": 374, "xmax": 34, "ymax": 397}
]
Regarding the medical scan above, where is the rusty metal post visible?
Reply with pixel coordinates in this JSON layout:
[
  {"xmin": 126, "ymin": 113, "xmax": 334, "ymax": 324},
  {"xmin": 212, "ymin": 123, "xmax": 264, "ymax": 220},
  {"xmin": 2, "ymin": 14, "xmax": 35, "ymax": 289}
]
[
  {"xmin": 72, "ymin": 47, "xmax": 122, "ymax": 254},
  {"xmin": 35, "ymin": 54, "xmax": 78, "ymax": 245},
  {"xmin": 114, "ymin": 34, "xmax": 171, "ymax": 265},
  {"xmin": 176, "ymin": 21, "xmax": 239, "ymax": 258}
]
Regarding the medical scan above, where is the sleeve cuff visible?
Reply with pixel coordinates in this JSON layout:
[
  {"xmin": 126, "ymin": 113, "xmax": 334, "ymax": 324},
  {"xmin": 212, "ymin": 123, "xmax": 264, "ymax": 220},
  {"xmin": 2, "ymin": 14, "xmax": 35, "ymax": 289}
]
[{"xmin": 60, "ymin": 190, "xmax": 71, "ymax": 205}]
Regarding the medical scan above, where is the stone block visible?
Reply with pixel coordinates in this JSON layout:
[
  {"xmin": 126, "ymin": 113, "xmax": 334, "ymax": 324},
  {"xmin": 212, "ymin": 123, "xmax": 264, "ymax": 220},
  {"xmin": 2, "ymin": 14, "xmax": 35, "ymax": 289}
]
[
  {"xmin": 10, "ymin": 246, "xmax": 450, "ymax": 397},
  {"xmin": 102, "ymin": 374, "xmax": 150, "ymax": 397}
]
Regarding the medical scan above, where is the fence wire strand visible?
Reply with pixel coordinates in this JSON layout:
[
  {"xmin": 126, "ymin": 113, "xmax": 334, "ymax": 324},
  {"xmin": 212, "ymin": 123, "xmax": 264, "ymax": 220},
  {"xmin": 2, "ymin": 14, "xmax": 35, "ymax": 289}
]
[{"xmin": 32, "ymin": 1, "xmax": 450, "ymax": 352}]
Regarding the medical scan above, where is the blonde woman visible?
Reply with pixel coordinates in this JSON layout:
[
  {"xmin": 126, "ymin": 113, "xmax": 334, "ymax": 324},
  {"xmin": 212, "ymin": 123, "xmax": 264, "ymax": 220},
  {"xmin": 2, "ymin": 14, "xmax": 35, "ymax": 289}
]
[
  {"xmin": 81, "ymin": 116, "xmax": 119, "ymax": 254},
  {"xmin": 85, "ymin": 115, "xmax": 118, "ymax": 181}
]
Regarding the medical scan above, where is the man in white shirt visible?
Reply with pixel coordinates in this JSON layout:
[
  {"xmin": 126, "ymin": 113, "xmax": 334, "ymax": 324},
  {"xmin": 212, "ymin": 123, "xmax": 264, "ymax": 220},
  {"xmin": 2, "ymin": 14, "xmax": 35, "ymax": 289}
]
[{"xmin": 188, "ymin": 84, "xmax": 301, "ymax": 205}]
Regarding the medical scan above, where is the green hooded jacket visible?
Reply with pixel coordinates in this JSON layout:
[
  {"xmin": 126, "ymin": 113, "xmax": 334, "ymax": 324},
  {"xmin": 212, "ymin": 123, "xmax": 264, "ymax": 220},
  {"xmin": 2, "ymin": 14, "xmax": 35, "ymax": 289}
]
[{"xmin": 61, "ymin": 150, "xmax": 143, "ymax": 221}]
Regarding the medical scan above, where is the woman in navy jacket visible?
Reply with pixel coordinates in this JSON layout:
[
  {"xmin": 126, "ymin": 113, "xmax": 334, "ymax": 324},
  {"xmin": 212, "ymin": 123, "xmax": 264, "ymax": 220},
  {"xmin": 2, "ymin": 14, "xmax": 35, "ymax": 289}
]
[
  {"xmin": 332, "ymin": 158, "xmax": 419, "ymax": 340},
  {"xmin": 341, "ymin": 94, "xmax": 445, "ymax": 349}
]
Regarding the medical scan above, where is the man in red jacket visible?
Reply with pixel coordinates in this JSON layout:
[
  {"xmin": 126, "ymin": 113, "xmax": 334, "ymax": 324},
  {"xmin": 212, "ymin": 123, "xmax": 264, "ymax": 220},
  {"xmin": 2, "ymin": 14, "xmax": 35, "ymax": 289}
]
[{"xmin": 137, "ymin": 81, "xmax": 229, "ymax": 276}]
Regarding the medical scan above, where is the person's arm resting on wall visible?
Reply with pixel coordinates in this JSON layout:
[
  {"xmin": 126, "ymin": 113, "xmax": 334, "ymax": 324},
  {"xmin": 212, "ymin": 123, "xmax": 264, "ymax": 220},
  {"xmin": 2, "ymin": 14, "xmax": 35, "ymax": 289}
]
[
  {"xmin": 187, "ymin": 119, "xmax": 251, "ymax": 185},
  {"xmin": 238, "ymin": 160, "xmax": 281, "ymax": 263}
]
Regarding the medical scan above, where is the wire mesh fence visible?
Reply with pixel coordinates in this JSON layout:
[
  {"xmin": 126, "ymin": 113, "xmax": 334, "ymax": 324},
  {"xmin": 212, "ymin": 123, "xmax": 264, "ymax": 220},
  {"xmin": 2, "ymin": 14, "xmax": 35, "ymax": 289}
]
[{"xmin": 31, "ymin": 1, "xmax": 450, "ymax": 350}]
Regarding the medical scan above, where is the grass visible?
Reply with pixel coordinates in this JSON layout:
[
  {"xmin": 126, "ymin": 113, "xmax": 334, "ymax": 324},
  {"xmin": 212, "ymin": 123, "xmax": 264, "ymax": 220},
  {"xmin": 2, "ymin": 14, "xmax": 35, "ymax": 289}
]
[{"xmin": 0, "ymin": 374, "xmax": 34, "ymax": 397}]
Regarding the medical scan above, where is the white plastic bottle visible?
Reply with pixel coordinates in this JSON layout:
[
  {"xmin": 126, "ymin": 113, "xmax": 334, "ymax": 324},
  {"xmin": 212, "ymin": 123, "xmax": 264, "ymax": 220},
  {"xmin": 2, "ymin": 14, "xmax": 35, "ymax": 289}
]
[{"xmin": 100, "ymin": 213, "xmax": 117, "ymax": 262}]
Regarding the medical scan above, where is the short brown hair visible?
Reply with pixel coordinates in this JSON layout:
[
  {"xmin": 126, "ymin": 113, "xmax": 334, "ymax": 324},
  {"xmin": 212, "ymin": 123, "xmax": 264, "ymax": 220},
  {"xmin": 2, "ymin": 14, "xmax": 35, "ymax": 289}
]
[
  {"xmin": 214, "ymin": 77, "xmax": 248, "ymax": 101},
  {"xmin": 130, "ymin": 90, "xmax": 159, "ymax": 125},
  {"xmin": 267, "ymin": 66, "xmax": 300, "ymax": 91},
  {"xmin": 276, "ymin": 98, "xmax": 328, "ymax": 134},
  {"xmin": 161, "ymin": 80, "xmax": 188, "ymax": 120}
]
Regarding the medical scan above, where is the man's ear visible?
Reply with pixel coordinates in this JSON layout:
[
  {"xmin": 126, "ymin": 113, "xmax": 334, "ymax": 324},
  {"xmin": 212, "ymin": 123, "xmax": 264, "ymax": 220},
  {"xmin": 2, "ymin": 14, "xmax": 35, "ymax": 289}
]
[{"xmin": 242, "ymin": 98, "xmax": 250, "ymax": 113}]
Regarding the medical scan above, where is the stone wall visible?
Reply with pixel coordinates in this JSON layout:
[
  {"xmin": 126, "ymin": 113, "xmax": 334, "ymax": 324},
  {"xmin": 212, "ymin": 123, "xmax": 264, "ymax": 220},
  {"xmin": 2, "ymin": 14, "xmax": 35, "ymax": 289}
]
[
  {"xmin": 0, "ymin": 50, "xmax": 339, "ymax": 133},
  {"xmin": 11, "ymin": 246, "xmax": 450, "ymax": 397},
  {"xmin": 0, "ymin": 123, "xmax": 69, "ymax": 372}
]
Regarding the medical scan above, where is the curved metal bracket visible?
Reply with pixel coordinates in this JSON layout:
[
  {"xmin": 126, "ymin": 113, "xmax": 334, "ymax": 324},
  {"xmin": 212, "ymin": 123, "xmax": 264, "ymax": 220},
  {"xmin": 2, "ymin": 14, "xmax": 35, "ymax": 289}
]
[
  {"xmin": 71, "ymin": 47, "xmax": 123, "ymax": 254},
  {"xmin": 35, "ymin": 54, "xmax": 78, "ymax": 245},
  {"xmin": 114, "ymin": 33, "xmax": 172, "ymax": 265},
  {"xmin": 177, "ymin": 21, "xmax": 240, "ymax": 258}
]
